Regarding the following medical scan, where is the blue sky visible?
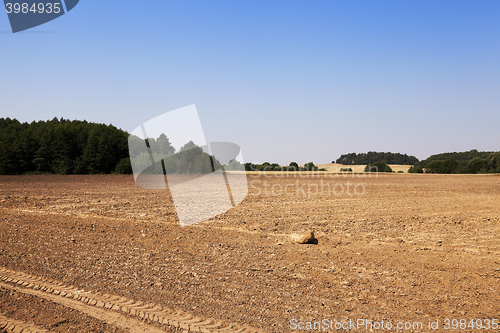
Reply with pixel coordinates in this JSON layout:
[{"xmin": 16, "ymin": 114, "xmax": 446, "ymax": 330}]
[{"xmin": 1, "ymin": 1, "xmax": 499, "ymax": 164}]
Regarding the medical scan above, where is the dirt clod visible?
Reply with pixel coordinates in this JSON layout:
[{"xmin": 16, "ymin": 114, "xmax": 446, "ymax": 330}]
[{"xmin": 290, "ymin": 230, "xmax": 315, "ymax": 244}]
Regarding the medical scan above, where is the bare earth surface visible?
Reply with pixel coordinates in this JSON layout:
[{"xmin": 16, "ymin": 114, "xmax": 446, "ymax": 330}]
[{"xmin": 1, "ymin": 174, "xmax": 499, "ymax": 332}]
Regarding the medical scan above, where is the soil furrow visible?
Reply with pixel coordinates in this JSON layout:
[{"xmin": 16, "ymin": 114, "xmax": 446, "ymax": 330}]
[
  {"xmin": 0, "ymin": 313, "xmax": 52, "ymax": 333},
  {"xmin": 0, "ymin": 267, "xmax": 266, "ymax": 333}
]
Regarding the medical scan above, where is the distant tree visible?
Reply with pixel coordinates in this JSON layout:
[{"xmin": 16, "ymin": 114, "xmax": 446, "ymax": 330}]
[
  {"xmin": 165, "ymin": 141, "xmax": 214, "ymax": 174},
  {"xmin": 0, "ymin": 118, "xmax": 129, "ymax": 175},
  {"xmin": 245, "ymin": 163, "xmax": 258, "ymax": 171},
  {"xmin": 418, "ymin": 150, "xmax": 493, "ymax": 169},
  {"xmin": 179, "ymin": 140, "xmax": 199, "ymax": 152},
  {"xmin": 408, "ymin": 166, "xmax": 424, "ymax": 173},
  {"xmin": 413, "ymin": 150, "xmax": 500, "ymax": 174},
  {"xmin": 425, "ymin": 158, "xmax": 459, "ymax": 174},
  {"xmin": 364, "ymin": 161, "xmax": 393, "ymax": 173},
  {"xmin": 261, "ymin": 162, "xmax": 274, "ymax": 172},
  {"xmin": 115, "ymin": 157, "xmax": 133, "ymax": 174},
  {"xmin": 336, "ymin": 151, "xmax": 419, "ymax": 165},
  {"xmin": 226, "ymin": 159, "xmax": 244, "ymax": 171},
  {"xmin": 303, "ymin": 162, "xmax": 317, "ymax": 171},
  {"xmin": 466, "ymin": 157, "xmax": 488, "ymax": 174},
  {"xmin": 425, "ymin": 161, "xmax": 443, "ymax": 174},
  {"xmin": 488, "ymin": 152, "xmax": 500, "ymax": 173},
  {"xmin": 151, "ymin": 133, "xmax": 175, "ymax": 158},
  {"xmin": 444, "ymin": 158, "xmax": 461, "ymax": 173},
  {"xmin": 288, "ymin": 162, "xmax": 299, "ymax": 171}
]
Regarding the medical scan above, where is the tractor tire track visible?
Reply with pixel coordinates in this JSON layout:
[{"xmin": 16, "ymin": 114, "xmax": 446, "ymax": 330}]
[
  {"xmin": 0, "ymin": 313, "xmax": 52, "ymax": 333},
  {"xmin": 0, "ymin": 267, "xmax": 266, "ymax": 333}
]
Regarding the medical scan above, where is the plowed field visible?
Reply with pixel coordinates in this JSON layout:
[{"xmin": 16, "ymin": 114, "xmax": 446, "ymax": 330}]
[{"xmin": 1, "ymin": 174, "xmax": 499, "ymax": 332}]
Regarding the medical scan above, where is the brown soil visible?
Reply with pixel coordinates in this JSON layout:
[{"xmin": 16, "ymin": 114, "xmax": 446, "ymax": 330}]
[
  {"xmin": 1, "ymin": 174, "xmax": 499, "ymax": 332},
  {"xmin": 0, "ymin": 284, "xmax": 128, "ymax": 333}
]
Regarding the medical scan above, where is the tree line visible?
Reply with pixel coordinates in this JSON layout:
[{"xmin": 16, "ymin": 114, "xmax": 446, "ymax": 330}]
[
  {"xmin": 0, "ymin": 118, "xmax": 233, "ymax": 175},
  {"xmin": 128, "ymin": 136, "xmax": 223, "ymax": 175},
  {"xmin": 0, "ymin": 117, "xmax": 130, "ymax": 175},
  {"xmin": 245, "ymin": 161, "xmax": 326, "ymax": 172},
  {"xmin": 1, "ymin": 118, "xmax": 498, "ymax": 175},
  {"xmin": 337, "ymin": 150, "xmax": 500, "ymax": 174},
  {"xmin": 335, "ymin": 151, "xmax": 419, "ymax": 165},
  {"xmin": 410, "ymin": 150, "xmax": 500, "ymax": 174}
]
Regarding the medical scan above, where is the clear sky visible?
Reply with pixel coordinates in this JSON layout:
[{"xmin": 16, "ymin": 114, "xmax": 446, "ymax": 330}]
[{"xmin": 1, "ymin": 0, "xmax": 499, "ymax": 164}]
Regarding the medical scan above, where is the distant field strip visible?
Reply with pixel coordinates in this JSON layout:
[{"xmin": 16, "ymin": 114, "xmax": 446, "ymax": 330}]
[{"xmin": 0, "ymin": 267, "xmax": 266, "ymax": 333}]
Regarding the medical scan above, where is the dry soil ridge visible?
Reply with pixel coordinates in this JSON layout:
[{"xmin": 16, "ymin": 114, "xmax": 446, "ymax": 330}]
[
  {"xmin": 0, "ymin": 267, "xmax": 266, "ymax": 333},
  {"xmin": 0, "ymin": 312, "xmax": 52, "ymax": 333}
]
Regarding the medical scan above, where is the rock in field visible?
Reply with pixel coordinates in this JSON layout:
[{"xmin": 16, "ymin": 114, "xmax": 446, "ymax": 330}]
[{"xmin": 290, "ymin": 231, "xmax": 315, "ymax": 244}]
